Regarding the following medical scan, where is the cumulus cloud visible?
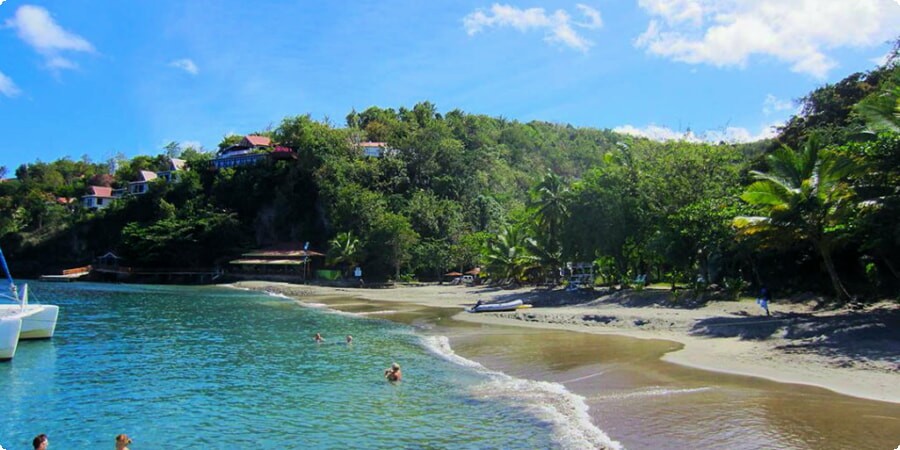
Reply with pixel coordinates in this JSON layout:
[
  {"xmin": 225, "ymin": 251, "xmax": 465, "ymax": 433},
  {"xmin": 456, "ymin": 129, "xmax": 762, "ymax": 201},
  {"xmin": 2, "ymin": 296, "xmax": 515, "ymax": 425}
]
[
  {"xmin": 5, "ymin": 5, "xmax": 95, "ymax": 71},
  {"xmin": 0, "ymin": 70, "xmax": 21, "ymax": 97},
  {"xmin": 763, "ymin": 94, "xmax": 794, "ymax": 116},
  {"xmin": 613, "ymin": 122, "xmax": 779, "ymax": 144},
  {"xmin": 463, "ymin": 3, "xmax": 603, "ymax": 52},
  {"xmin": 634, "ymin": 0, "xmax": 900, "ymax": 78},
  {"xmin": 169, "ymin": 58, "xmax": 199, "ymax": 75}
]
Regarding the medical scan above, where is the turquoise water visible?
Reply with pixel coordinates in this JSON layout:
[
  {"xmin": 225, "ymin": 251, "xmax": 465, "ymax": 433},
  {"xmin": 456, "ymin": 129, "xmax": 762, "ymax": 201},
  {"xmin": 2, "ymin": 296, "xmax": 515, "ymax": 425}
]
[{"xmin": 0, "ymin": 283, "xmax": 570, "ymax": 449}]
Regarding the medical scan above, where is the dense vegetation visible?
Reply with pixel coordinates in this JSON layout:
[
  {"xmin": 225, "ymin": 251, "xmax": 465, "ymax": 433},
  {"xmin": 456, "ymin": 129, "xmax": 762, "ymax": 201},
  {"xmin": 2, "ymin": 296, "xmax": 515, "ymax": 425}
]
[{"xmin": 2, "ymin": 56, "xmax": 898, "ymax": 302}]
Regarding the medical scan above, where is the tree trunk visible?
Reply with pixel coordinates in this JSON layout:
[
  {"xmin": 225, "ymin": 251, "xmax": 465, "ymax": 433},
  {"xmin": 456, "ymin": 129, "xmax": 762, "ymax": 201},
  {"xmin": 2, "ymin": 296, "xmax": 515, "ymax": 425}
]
[{"xmin": 818, "ymin": 243, "xmax": 851, "ymax": 301}]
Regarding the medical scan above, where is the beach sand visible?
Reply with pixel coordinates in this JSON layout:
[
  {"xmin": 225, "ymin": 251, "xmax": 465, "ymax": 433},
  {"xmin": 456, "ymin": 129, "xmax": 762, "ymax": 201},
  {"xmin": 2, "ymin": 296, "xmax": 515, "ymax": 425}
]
[
  {"xmin": 234, "ymin": 281, "xmax": 900, "ymax": 449},
  {"xmin": 235, "ymin": 281, "xmax": 899, "ymax": 404}
]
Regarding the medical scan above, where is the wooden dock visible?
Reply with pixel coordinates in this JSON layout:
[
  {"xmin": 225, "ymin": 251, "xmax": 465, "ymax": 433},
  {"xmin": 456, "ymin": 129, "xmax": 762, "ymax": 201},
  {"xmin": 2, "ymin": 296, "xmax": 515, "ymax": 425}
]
[{"xmin": 40, "ymin": 265, "xmax": 92, "ymax": 282}]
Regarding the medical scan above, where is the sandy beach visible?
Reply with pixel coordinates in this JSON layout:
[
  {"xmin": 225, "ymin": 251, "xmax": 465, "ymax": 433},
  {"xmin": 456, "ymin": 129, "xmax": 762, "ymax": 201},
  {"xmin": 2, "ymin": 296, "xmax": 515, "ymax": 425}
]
[{"xmin": 234, "ymin": 281, "xmax": 900, "ymax": 404}]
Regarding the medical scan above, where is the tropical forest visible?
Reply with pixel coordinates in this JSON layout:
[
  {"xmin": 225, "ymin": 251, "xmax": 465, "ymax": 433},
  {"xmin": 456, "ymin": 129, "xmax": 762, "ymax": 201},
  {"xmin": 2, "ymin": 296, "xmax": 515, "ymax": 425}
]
[{"xmin": 2, "ymin": 55, "xmax": 898, "ymax": 303}]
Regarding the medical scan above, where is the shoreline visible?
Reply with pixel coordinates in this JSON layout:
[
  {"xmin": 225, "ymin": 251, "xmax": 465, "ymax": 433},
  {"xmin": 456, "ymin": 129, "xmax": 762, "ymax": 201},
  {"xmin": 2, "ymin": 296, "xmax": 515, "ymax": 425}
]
[{"xmin": 233, "ymin": 281, "xmax": 900, "ymax": 404}]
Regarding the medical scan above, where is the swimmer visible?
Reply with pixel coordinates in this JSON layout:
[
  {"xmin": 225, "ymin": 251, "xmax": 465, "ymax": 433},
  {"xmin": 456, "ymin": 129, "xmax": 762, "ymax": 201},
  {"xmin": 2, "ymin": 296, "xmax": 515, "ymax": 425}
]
[
  {"xmin": 115, "ymin": 434, "xmax": 132, "ymax": 450},
  {"xmin": 384, "ymin": 362, "xmax": 402, "ymax": 382},
  {"xmin": 33, "ymin": 434, "xmax": 48, "ymax": 450},
  {"xmin": 346, "ymin": 335, "xmax": 353, "ymax": 344},
  {"xmin": 314, "ymin": 332, "xmax": 324, "ymax": 343}
]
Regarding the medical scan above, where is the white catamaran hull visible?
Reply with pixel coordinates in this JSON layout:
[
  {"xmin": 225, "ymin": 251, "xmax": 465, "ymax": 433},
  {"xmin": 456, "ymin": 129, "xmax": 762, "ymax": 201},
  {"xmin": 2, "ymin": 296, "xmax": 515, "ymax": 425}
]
[
  {"xmin": 0, "ymin": 316, "xmax": 22, "ymax": 360},
  {"xmin": 0, "ymin": 304, "xmax": 60, "ymax": 339}
]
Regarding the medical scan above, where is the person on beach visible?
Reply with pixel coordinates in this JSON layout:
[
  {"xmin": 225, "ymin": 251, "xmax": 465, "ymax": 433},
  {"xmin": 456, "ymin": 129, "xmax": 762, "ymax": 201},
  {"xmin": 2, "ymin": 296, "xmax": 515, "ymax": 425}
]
[
  {"xmin": 115, "ymin": 434, "xmax": 132, "ymax": 450},
  {"xmin": 314, "ymin": 332, "xmax": 324, "ymax": 343},
  {"xmin": 32, "ymin": 434, "xmax": 48, "ymax": 450},
  {"xmin": 757, "ymin": 288, "xmax": 771, "ymax": 316},
  {"xmin": 384, "ymin": 362, "xmax": 402, "ymax": 381},
  {"xmin": 346, "ymin": 335, "xmax": 353, "ymax": 344}
]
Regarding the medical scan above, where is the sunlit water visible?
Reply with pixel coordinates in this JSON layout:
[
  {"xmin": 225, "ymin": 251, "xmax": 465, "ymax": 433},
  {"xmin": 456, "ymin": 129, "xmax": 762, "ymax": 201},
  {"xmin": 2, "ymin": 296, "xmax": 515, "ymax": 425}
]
[{"xmin": 0, "ymin": 283, "xmax": 616, "ymax": 449}]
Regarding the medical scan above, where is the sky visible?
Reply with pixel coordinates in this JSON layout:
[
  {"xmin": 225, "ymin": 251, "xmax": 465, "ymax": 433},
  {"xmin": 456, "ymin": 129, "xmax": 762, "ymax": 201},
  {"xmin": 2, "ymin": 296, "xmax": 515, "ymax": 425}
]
[{"xmin": 1, "ymin": 0, "xmax": 899, "ymax": 171}]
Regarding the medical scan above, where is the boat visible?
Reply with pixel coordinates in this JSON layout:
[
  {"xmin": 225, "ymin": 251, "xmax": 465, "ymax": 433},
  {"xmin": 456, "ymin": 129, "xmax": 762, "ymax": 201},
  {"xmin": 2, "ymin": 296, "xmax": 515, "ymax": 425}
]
[
  {"xmin": 0, "ymin": 246, "xmax": 59, "ymax": 361},
  {"xmin": 467, "ymin": 299, "xmax": 524, "ymax": 313},
  {"xmin": 0, "ymin": 316, "xmax": 22, "ymax": 360}
]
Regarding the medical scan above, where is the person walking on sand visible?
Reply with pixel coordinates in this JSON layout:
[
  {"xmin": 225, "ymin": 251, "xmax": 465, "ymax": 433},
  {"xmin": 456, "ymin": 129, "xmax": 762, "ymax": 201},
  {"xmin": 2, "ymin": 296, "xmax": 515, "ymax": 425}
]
[
  {"xmin": 384, "ymin": 362, "xmax": 402, "ymax": 382},
  {"xmin": 757, "ymin": 288, "xmax": 771, "ymax": 316},
  {"xmin": 314, "ymin": 332, "xmax": 324, "ymax": 343},
  {"xmin": 32, "ymin": 434, "xmax": 48, "ymax": 450},
  {"xmin": 115, "ymin": 434, "xmax": 132, "ymax": 450}
]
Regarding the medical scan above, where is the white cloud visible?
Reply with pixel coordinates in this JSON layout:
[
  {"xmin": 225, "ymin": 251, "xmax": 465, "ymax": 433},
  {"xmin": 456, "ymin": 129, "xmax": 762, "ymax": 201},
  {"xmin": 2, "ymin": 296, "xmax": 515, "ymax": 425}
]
[
  {"xmin": 575, "ymin": 4, "xmax": 603, "ymax": 29},
  {"xmin": 634, "ymin": 0, "xmax": 900, "ymax": 78},
  {"xmin": 0, "ymin": 70, "xmax": 21, "ymax": 97},
  {"xmin": 5, "ymin": 5, "xmax": 95, "ymax": 71},
  {"xmin": 763, "ymin": 94, "xmax": 794, "ymax": 116},
  {"xmin": 169, "ymin": 58, "xmax": 199, "ymax": 75},
  {"xmin": 463, "ymin": 3, "xmax": 604, "ymax": 52},
  {"xmin": 613, "ymin": 122, "xmax": 780, "ymax": 144}
]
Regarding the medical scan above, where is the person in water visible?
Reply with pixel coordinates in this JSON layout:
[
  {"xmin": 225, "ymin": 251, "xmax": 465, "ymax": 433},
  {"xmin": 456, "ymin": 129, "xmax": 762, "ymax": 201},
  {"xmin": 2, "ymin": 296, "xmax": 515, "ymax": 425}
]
[
  {"xmin": 384, "ymin": 362, "xmax": 402, "ymax": 381},
  {"xmin": 314, "ymin": 332, "xmax": 324, "ymax": 343},
  {"xmin": 32, "ymin": 434, "xmax": 48, "ymax": 450},
  {"xmin": 346, "ymin": 335, "xmax": 353, "ymax": 344},
  {"xmin": 115, "ymin": 434, "xmax": 131, "ymax": 450}
]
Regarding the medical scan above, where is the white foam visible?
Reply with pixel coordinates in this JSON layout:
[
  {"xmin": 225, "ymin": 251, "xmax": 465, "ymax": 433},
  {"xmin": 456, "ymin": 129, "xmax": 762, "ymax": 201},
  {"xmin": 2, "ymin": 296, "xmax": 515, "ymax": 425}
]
[
  {"xmin": 422, "ymin": 335, "xmax": 623, "ymax": 450},
  {"xmin": 592, "ymin": 386, "xmax": 713, "ymax": 401},
  {"xmin": 357, "ymin": 310, "xmax": 399, "ymax": 316}
]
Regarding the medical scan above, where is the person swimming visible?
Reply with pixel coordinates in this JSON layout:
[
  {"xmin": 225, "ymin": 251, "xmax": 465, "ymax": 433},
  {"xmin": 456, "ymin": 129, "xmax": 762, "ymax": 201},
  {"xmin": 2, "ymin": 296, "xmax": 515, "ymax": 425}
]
[
  {"xmin": 346, "ymin": 335, "xmax": 353, "ymax": 344},
  {"xmin": 314, "ymin": 332, "xmax": 324, "ymax": 343},
  {"xmin": 115, "ymin": 434, "xmax": 131, "ymax": 450},
  {"xmin": 384, "ymin": 362, "xmax": 402, "ymax": 382}
]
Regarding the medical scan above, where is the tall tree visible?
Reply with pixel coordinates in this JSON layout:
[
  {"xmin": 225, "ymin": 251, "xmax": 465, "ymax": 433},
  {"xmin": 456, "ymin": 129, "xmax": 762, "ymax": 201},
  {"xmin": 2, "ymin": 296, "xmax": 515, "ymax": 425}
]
[{"xmin": 734, "ymin": 138, "xmax": 862, "ymax": 301}]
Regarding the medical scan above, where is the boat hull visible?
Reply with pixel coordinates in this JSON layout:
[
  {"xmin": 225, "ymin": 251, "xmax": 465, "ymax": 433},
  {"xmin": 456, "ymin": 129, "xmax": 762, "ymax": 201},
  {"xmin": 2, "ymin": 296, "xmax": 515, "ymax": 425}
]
[
  {"xmin": 0, "ymin": 316, "xmax": 22, "ymax": 360},
  {"xmin": 0, "ymin": 304, "xmax": 59, "ymax": 340},
  {"xmin": 468, "ymin": 299, "xmax": 524, "ymax": 313}
]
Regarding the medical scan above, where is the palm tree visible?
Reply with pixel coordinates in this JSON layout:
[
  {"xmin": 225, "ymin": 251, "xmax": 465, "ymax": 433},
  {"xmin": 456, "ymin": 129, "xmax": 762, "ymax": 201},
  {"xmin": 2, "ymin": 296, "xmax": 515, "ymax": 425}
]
[
  {"xmin": 327, "ymin": 231, "xmax": 362, "ymax": 277},
  {"xmin": 483, "ymin": 225, "xmax": 539, "ymax": 284},
  {"xmin": 530, "ymin": 171, "xmax": 569, "ymax": 251},
  {"xmin": 734, "ymin": 139, "xmax": 861, "ymax": 301}
]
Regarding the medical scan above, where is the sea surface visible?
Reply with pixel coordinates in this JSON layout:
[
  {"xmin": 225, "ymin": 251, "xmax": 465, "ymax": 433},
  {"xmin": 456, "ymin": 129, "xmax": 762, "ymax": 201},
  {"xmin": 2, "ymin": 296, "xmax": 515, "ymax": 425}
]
[{"xmin": 0, "ymin": 283, "xmax": 615, "ymax": 449}]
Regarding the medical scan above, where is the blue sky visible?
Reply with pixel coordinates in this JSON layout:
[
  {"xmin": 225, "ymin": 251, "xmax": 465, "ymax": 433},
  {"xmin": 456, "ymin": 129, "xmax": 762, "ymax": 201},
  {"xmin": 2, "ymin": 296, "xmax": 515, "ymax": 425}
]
[{"xmin": 1, "ymin": 0, "xmax": 899, "ymax": 171}]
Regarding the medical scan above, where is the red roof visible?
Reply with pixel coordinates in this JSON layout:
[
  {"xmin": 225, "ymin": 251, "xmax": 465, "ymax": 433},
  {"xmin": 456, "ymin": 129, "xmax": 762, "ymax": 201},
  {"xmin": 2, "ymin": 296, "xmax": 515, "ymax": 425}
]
[
  {"xmin": 244, "ymin": 135, "xmax": 272, "ymax": 147},
  {"xmin": 85, "ymin": 186, "xmax": 113, "ymax": 198}
]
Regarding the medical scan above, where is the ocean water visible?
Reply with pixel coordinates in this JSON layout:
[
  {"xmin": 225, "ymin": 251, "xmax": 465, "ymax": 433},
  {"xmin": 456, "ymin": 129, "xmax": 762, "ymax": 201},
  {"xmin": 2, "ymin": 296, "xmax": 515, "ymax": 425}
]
[{"xmin": 0, "ymin": 283, "xmax": 616, "ymax": 449}]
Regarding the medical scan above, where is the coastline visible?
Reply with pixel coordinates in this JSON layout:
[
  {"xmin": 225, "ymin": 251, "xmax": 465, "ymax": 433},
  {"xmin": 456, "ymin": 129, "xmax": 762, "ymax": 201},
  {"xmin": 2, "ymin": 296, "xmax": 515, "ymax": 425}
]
[{"xmin": 233, "ymin": 281, "xmax": 900, "ymax": 405}]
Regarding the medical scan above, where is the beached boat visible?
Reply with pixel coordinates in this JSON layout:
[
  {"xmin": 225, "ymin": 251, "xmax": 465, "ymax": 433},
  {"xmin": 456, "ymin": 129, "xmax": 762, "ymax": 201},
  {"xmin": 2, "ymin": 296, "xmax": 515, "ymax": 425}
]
[
  {"xmin": 467, "ymin": 299, "xmax": 524, "ymax": 313},
  {"xmin": 0, "ymin": 246, "xmax": 59, "ymax": 360}
]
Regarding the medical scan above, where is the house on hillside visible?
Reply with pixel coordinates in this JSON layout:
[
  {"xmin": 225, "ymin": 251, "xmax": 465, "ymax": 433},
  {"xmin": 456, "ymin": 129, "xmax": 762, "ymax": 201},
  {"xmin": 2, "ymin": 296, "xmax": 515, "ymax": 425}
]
[
  {"xmin": 82, "ymin": 186, "xmax": 116, "ymax": 209},
  {"xmin": 128, "ymin": 170, "xmax": 158, "ymax": 195},
  {"xmin": 210, "ymin": 135, "xmax": 295, "ymax": 169},
  {"xmin": 357, "ymin": 141, "xmax": 396, "ymax": 157},
  {"xmin": 157, "ymin": 158, "xmax": 186, "ymax": 182}
]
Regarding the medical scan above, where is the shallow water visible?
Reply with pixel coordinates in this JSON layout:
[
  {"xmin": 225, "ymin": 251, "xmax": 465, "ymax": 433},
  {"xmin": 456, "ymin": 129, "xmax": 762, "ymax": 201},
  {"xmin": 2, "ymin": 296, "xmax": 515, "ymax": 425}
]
[
  {"xmin": 448, "ymin": 328, "xmax": 900, "ymax": 450},
  {"xmin": 0, "ymin": 283, "xmax": 585, "ymax": 449}
]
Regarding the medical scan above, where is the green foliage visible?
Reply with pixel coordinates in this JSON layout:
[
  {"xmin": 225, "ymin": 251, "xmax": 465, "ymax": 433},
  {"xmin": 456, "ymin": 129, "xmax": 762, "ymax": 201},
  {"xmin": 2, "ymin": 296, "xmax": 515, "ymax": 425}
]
[{"xmin": 3, "ymin": 64, "xmax": 900, "ymax": 296}]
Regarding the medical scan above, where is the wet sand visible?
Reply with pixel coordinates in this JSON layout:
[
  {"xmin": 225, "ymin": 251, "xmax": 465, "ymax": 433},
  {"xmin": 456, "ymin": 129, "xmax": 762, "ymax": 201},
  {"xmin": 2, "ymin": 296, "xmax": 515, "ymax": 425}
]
[{"xmin": 235, "ymin": 282, "xmax": 900, "ymax": 449}]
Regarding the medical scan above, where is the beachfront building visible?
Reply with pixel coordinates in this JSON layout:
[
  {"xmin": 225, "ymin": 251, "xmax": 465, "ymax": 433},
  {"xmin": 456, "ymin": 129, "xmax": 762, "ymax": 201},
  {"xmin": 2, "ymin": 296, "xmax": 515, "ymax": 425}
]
[
  {"xmin": 228, "ymin": 243, "xmax": 324, "ymax": 280},
  {"xmin": 81, "ymin": 186, "xmax": 117, "ymax": 210},
  {"xmin": 210, "ymin": 135, "xmax": 296, "ymax": 169}
]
